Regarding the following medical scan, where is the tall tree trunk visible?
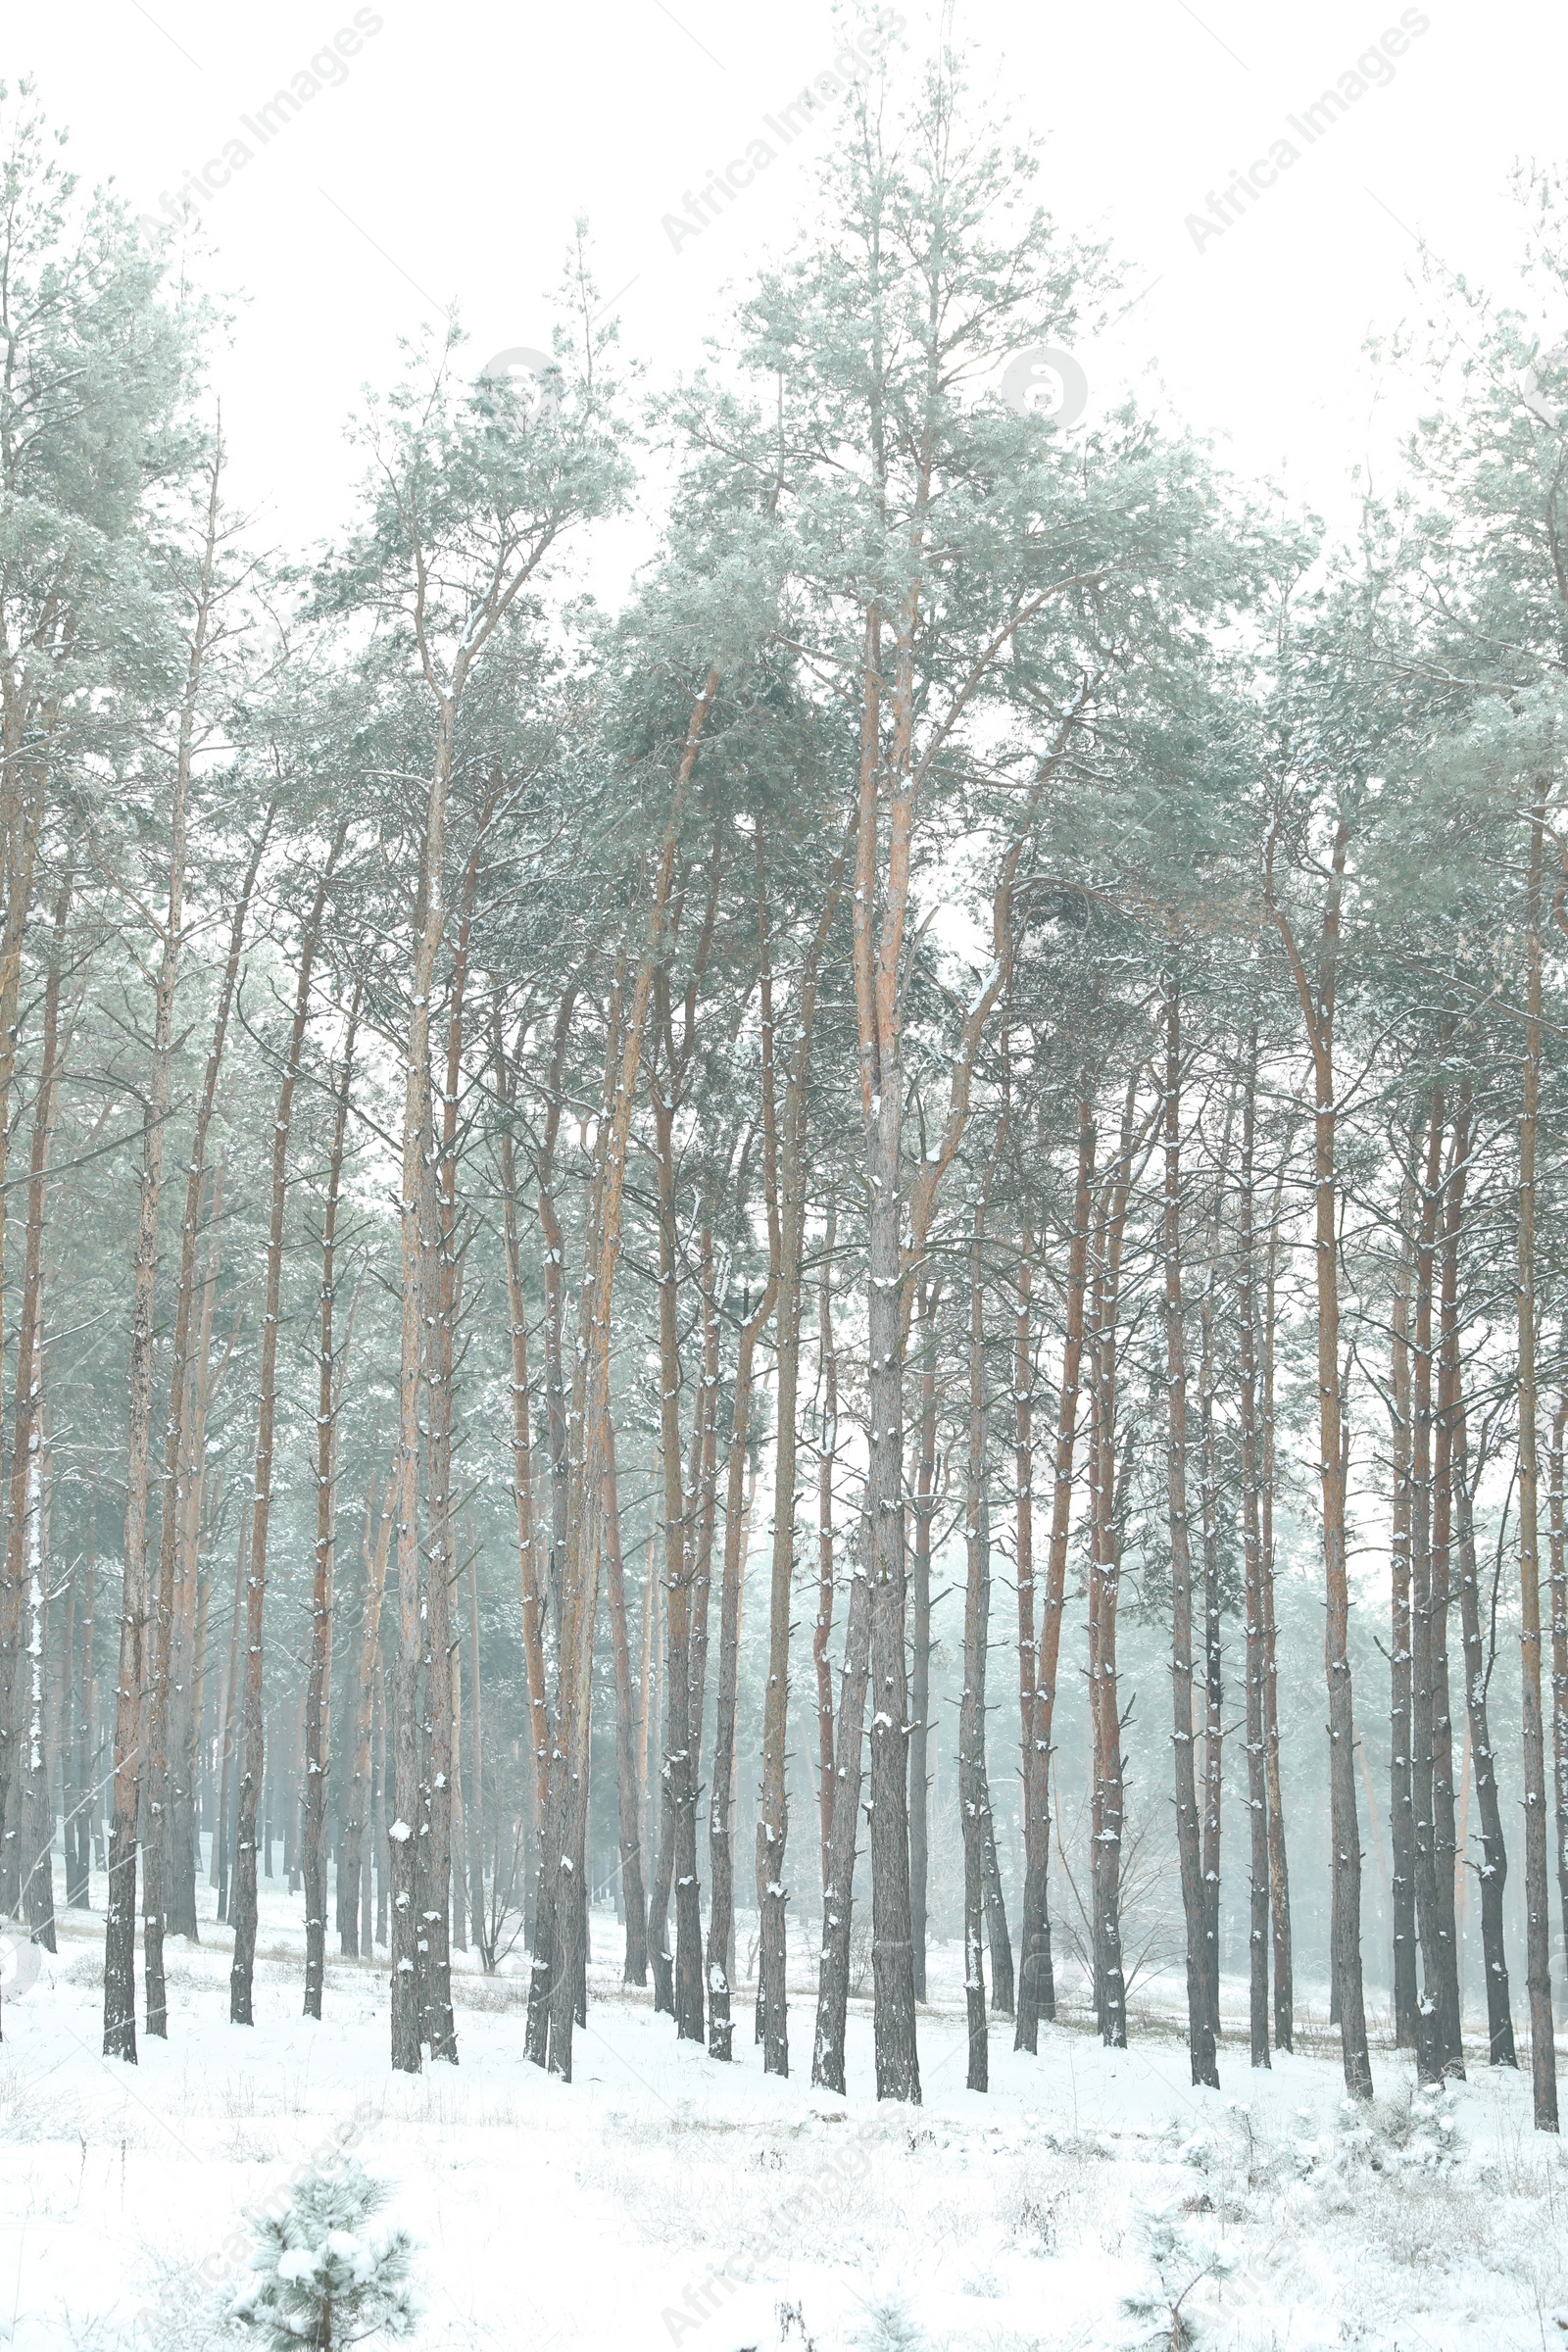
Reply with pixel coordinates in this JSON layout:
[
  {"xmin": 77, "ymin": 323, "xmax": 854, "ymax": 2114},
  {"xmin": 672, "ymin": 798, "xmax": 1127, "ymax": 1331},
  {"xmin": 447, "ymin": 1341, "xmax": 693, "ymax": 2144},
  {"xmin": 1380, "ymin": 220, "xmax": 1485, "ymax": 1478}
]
[
  {"xmin": 466, "ymin": 1547, "xmax": 486, "ymax": 1963},
  {"xmin": 815, "ymin": 1212, "xmax": 841, "ymax": 1902},
  {"xmin": 534, "ymin": 989, "xmax": 575, "ymax": 1645},
  {"xmin": 145, "ymin": 802, "xmax": 270, "ymax": 2025},
  {"xmin": 812, "ymin": 1510, "xmax": 873, "ymax": 2095},
  {"xmin": 72, "ymin": 1525, "xmax": 97, "ymax": 1909},
  {"xmin": 649, "ymin": 1074, "xmax": 699, "ymax": 2037},
  {"xmin": 0, "ymin": 726, "xmax": 48, "ymax": 1938},
  {"xmin": 1032, "ymin": 1088, "xmax": 1096, "ymax": 2038},
  {"xmin": 678, "ymin": 1218, "xmax": 721, "ymax": 2031},
  {"xmin": 638, "ymin": 1524, "xmax": 657, "ymax": 1934},
  {"xmin": 168, "ymin": 1182, "xmax": 223, "ymax": 1940},
  {"xmin": 1550, "ymin": 1379, "xmax": 1568, "ymax": 1985},
  {"xmin": 372, "ymin": 1672, "xmax": 388, "ymax": 1951},
  {"xmin": 1415, "ymin": 1080, "xmax": 1464, "ymax": 2075},
  {"xmin": 1390, "ymin": 1195, "xmax": 1420, "ymax": 2054},
  {"xmin": 604, "ymin": 1408, "xmax": 649, "ymax": 1984},
  {"xmin": 133, "ymin": 446, "xmax": 233, "ymax": 2046},
  {"xmin": 960, "ymin": 1180, "xmax": 1001, "ymax": 2089},
  {"xmin": 708, "ymin": 1276, "xmax": 775, "ymax": 2058},
  {"xmin": 19, "ymin": 1287, "xmax": 55, "ymax": 1953},
  {"xmin": 339, "ymin": 1481, "xmax": 391, "ymax": 1957},
  {"xmin": 756, "ymin": 836, "xmax": 841, "ymax": 2077},
  {"xmin": 304, "ymin": 984, "xmax": 359, "ymax": 2019},
  {"xmin": 907, "ymin": 1270, "xmax": 939, "ymax": 2006},
  {"xmin": 231, "ymin": 839, "xmax": 341, "ymax": 2029},
  {"xmin": 62, "ymin": 1579, "xmax": 82, "ymax": 1913},
  {"xmin": 1237, "ymin": 1027, "xmax": 1270, "ymax": 2070},
  {"xmin": 1198, "ymin": 1215, "xmax": 1224, "ymax": 2048},
  {"xmin": 1087, "ymin": 1075, "xmax": 1137, "ymax": 2050},
  {"xmin": 418, "ymin": 815, "xmax": 490, "ymax": 2068},
  {"xmin": 1514, "ymin": 808, "xmax": 1558, "ymax": 2131},
  {"xmin": 6, "ymin": 870, "xmax": 70, "ymax": 1954},
  {"xmin": 1261, "ymin": 1141, "xmax": 1293, "ymax": 2049},
  {"xmin": 1453, "ymin": 1377, "xmax": 1516, "ymax": 2063},
  {"xmin": 1162, "ymin": 967, "xmax": 1218, "ymax": 2088},
  {"xmin": 1267, "ymin": 811, "xmax": 1373, "ymax": 2099},
  {"xmin": 214, "ymin": 1513, "xmax": 246, "ymax": 1921},
  {"xmin": 1013, "ymin": 1196, "xmax": 1051, "ymax": 2055},
  {"xmin": 491, "ymin": 994, "xmax": 554, "ymax": 2009}
]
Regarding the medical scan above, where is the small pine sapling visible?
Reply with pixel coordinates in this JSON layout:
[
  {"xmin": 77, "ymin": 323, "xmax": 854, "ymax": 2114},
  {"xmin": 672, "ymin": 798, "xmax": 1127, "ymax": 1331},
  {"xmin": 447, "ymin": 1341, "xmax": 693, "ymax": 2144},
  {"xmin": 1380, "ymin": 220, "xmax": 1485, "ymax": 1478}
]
[
  {"xmin": 1120, "ymin": 2205, "xmax": 1232, "ymax": 2351},
  {"xmin": 233, "ymin": 2158, "xmax": 417, "ymax": 2350},
  {"xmin": 850, "ymin": 2296, "xmax": 925, "ymax": 2352}
]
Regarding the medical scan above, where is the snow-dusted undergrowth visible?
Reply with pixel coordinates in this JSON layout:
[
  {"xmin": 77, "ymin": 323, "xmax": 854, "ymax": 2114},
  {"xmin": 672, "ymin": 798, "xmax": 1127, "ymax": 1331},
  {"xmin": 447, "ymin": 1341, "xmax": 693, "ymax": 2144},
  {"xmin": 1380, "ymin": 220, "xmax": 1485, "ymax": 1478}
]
[{"xmin": 1, "ymin": 1881, "xmax": 1562, "ymax": 2352}]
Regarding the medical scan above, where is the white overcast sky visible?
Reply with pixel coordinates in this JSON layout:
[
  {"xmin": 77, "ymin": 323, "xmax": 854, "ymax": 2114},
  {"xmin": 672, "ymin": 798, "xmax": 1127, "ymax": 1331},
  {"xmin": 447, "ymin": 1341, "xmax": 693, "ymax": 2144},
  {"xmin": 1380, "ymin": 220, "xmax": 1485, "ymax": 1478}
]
[{"xmin": 17, "ymin": 0, "xmax": 1568, "ymax": 577}]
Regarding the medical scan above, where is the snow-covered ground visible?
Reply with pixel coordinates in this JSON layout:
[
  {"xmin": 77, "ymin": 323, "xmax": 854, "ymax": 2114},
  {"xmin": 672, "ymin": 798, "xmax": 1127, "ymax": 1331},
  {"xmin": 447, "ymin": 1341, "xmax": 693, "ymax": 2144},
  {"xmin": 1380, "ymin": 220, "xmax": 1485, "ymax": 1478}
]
[{"xmin": 0, "ymin": 1873, "xmax": 1562, "ymax": 2351}]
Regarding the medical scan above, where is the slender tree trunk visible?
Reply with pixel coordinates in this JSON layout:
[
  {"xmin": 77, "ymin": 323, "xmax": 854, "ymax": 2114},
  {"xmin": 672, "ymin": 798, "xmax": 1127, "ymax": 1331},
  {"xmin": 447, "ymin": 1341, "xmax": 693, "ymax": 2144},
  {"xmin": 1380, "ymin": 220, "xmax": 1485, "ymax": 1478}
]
[
  {"xmin": 1261, "ymin": 1144, "xmax": 1293, "ymax": 2049},
  {"xmin": 1550, "ymin": 1380, "xmax": 1568, "ymax": 1986},
  {"xmin": 7, "ymin": 872, "xmax": 70, "ymax": 1955},
  {"xmin": 0, "ymin": 729, "xmax": 49, "ymax": 1950},
  {"xmin": 708, "ymin": 1277, "xmax": 774, "ymax": 2058},
  {"xmin": 1237, "ymin": 1027, "xmax": 1270, "ymax": 2070},
  {"xmin": 450, "ymin": 1634, "xmax": 467, "ymax": 1955},
  {"xmin": 1013, "ymin": 1200, "xmax": 1051, "ymax": 2054},
  {"xmin": 1391, "ymin": 1196, "xmax": 1421, "ymax": 2054},
  {"xmin": 1087, "ymin": 1077, "xmax": 1137, "ymax": 2050},
  {"xmin": 19, "ymin": 1289, "xmax": 55, "ymax": 1953},
  {"xmin": 168, "ymin": 1188, "xmax": 223, "ymax": 1940},
  {"xmin": 960, "ymin": 1190, "xmax": 998, "ymax": 2088},
  {"xmin": 72, "ymin": 1527, "xmax": 97, "ymax": 1909},
  {"xmin": 650, "ymin": 1079, "xmax": 699, "ymax": 2037},
  {"xmin": 339, "ymin": 1482, "xmax": 391, "ymax": 1957},
  {"xmin": 1162, "ymin": 967, "xmax": 1218, "ymax": 2088},
  {"xmin": 418, "ymin": 822, "xmax": 488, "ymax": 2067},
  {"xmin": 373, "ymin": 1672, "xmax": 388, "ymax": 1952},
  {"xmin": 133, "ymin": 448, "xmax": 235, "ymax": 2046},
  {"xmin": 1515, "ymin": 808, "xmax": 1558, "ymax": 2131},
  {"xmin": 679, "ymin": 1219, "xmax": 721, "ymax": 2030},
  {"xmin": 146, "ymin": 803, "xmax": 270, "ymax": 2023},
  {"xmin": 812, "ymin": 1511, "xmax": 873, "ymax": 2095},
  {"xmin": 1418, "ymin": 1081, "xmax": 1464, "ymax": 2076},
  {"xmin": 815, "ymin": 1213, "xmax": 841, "ymax": 1900},
  {"xmin": 466, "ymin": 1548, "xmax": 486, "ymax": 1963},
  {"xmin": 1453, "ymin": 1378, "xmax": 1516, "ymax": 2064},
  {"xmin": 757, "ymin": 841, "xmax": 841, "ymax": 2078},
  {"xmin": 604, "ymin": 1409, "xmax": 648, "ymax": 1984},
  {"xmin": 1033, "ymin": 1088, "xmax": 1095, "ymax": 2031},
  {"xmin": 534, "ymin": 990, "xmax": 575, "ymax": 1646},
  {"xmin": 231, "ymin": 841, "xmax": 341, "ymax": 2029},
  {"xmin": 1198, "ymin": 1225, "xmax": 1224, "ymax": 2047},
  {"xmin": 304, "ymin": 984, "xmax": 359, "ymax": 2020},
  {"xmin": 62, "ymin": 1579, "xmax": 82, "ymax": 1912},
  {"xmin": 1268, "ymin": 813, "xmax": 1373, "ymax": 2099},
  {"xmin": 907, "ymin": 1272, "xmax": 938, "ymax": 2006},
  {"xmin": 491, "ymin": 995, "xmax": 554, "ymax": 2017},
  {"xmin": 386, "ymin": 687, "xmax": 470, "ymax": 2078},
  {"xmin": 638, "ymin": 1525, "xmax": 657, "ymax": 1927},
  {"xmin": 215, "ymin": 1514, "xmax": 246, "ymax": 1921}
]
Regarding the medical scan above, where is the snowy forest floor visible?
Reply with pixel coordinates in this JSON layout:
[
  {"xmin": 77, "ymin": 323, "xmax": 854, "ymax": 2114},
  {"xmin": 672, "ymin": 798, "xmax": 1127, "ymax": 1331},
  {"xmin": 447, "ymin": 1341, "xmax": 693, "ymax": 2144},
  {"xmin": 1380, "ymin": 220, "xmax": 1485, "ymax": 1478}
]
[{"xmin": 0, "ymin": 1872, "xmax": 1562, "ymax": 2352}]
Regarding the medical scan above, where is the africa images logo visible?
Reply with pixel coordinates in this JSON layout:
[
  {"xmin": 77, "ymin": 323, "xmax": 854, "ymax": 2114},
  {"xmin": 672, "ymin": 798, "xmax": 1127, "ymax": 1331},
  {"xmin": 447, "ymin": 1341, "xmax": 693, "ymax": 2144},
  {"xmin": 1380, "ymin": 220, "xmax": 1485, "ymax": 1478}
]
[
  {"xmin": 1185, "ymin": 10, "xmax": 1432, "ymax": 254},
  {"xmin": 137, "ymin": 10, "xmax": 385, "ymax": 248}
]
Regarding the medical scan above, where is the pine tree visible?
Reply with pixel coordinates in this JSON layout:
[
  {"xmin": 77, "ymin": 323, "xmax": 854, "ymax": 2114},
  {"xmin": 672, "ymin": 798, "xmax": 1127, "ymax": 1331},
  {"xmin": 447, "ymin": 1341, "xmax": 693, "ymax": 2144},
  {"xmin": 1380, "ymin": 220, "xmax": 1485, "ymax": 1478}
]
[{"xmin": 234, "ymin": 2160, "xmax": 416, "ymax": 2352}]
